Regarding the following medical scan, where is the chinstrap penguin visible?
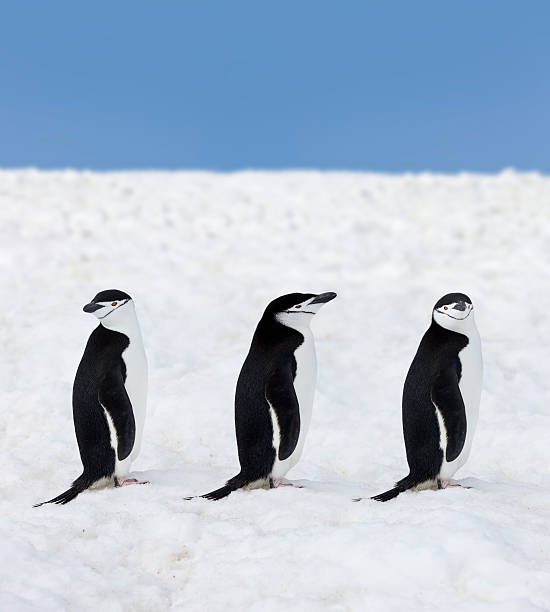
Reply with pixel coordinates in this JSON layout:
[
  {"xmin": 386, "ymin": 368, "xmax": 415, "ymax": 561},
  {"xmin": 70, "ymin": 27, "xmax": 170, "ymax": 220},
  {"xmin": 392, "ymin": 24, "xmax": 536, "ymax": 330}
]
[
  {"xmin": 369, "ymin": 292, "xmax": 482, "ymax": 502},
  {"xmin": 189, "ymin": 291, "xmax": 337, "ymax": 501},
  {"xmin": 35, "ymin": 289, "xmax": 148, "ymax": 506}
]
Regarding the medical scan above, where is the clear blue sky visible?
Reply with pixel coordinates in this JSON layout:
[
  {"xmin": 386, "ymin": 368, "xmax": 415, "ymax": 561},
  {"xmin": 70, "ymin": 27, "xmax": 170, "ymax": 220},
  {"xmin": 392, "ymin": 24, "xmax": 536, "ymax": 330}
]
[{"xmin": 1, "ymin": 1, "xmax": 549, "ymax": 172}]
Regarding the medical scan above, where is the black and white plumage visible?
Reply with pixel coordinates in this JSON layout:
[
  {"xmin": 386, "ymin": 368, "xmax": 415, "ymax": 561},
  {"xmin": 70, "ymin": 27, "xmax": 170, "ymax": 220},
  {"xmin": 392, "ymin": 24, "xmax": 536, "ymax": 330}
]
[
  {"xmin": 35, "ymin": 289, "xmax": 148, "ymax": 506},
  {"xmin": 371, "ymin": 292, "xmax": 482, "ymax": 502},
  {"xmin": 194, "ymin": 291, "xmax": 336, "ymax": 501}
]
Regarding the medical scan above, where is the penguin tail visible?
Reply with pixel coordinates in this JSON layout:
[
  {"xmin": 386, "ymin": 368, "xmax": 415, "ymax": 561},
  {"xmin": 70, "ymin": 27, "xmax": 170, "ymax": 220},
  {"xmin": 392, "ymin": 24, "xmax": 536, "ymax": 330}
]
[
  {"xmin": 33, "ymin": 473, "xmax": 91, "ymax": 507},
  {"xmin": 185, "ymin": 473, "xmax": 247, "ymax": 502},
  {"xmin": 200, "ymin": 484, "xmax": 235, "ymax": 501},
  {"xmin": 371, "ymin": 486, "xmax": 403, "ymax": 503},
  {"xmin": 371, "ymin": 474, "xmax": 417, "ymax": 503}
]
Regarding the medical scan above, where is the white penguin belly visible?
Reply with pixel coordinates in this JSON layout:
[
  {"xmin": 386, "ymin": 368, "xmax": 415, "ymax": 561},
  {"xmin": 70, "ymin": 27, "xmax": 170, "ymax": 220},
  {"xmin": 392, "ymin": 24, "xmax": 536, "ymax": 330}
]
[
  {"xmin": 115, "ymin": 338, "xmax": 148, "ymax": 476},
  {"xmin": 271, "ymin": 330, "xmax": 317, "ymax": 480},
  {"xmin": 439, "ymin": 330, "xmax": 483, "ymax": 480}
]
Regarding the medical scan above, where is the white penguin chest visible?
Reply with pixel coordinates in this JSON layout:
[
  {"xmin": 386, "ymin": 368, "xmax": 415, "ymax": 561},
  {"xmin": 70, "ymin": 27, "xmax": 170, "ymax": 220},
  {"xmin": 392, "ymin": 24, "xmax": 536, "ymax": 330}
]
[
  {"xmin": 457, "ymin": 336, "xmax": 483, "ymax": 424},
  {"xmin": 122, "ymin": 340, "xmax": 148, "ymax": 416},
  {"xmin": 439, "ymin": 330, "xmax": 483, "ymax": 479},
  {"xmin": 119, "ymin": 337, "xmax": 148, "ymax": 468},
  {"xmin": 270, "ymin": 330, "xmax": 317, "ymax": 478},
  {"xmin": 292, "ymin": 331, "xmax": 318, "ymax": 432}
]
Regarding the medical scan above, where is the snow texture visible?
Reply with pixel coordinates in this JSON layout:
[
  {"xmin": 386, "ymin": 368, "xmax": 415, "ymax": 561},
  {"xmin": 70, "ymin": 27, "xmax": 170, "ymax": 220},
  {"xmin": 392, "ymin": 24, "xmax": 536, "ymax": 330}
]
[{"xmin": 1, "ymin": 169, "xmax": 550, "ymax": 611}]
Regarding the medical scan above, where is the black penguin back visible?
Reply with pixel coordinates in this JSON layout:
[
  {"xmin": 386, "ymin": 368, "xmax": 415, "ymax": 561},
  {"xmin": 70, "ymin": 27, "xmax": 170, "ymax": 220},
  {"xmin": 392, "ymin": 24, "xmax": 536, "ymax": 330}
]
[
  {"xmin": 35, "ymin": 324, "xmax": 131, "ymax": 507},
  {"xmin": 401, "ymin": 322, "xmax": 469, "ymax": 483},
  {"xmin": 371, "ymin": 306, "xmax": 473, "ymax": 503},
  {"xmin": 194, "ymin": 293, "xmax": 317, "ymax": 500},
  {"xmin": 234, "ymin": 314, "xmax": 304, "ymax": 482},
  {"xmin": 72, "ymin": 324, "xmax": 130, "ymax": 480}
]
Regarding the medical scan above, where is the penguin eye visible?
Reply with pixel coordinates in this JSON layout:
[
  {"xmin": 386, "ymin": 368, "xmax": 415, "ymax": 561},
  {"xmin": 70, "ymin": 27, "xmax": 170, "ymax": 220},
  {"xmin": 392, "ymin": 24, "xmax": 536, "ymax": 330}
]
[
  {"xmin": 444, "ymin": 306, "xmax": 448, "ymax": 310},
  {"xmin": 111, "ymin": 302, "xmax": 118, "ymax": 306},
  {"xmin": 295, "ymin": 305, "xmax": 302, "ymax": 309}
]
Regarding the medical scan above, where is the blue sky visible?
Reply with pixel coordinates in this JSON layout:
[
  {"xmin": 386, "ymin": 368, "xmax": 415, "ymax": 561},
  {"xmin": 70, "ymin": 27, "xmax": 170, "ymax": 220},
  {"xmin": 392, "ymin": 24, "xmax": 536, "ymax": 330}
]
[{"xmin": 1, "ymin": 1, "xmax": 549, "ymax": 171}]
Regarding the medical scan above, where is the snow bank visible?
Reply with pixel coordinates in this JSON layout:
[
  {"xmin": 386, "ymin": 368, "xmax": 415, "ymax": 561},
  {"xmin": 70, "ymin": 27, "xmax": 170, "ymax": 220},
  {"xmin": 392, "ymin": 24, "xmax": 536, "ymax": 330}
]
[{"xmin": 1, "ymin": 169, "xmax": 550, "ymax": 610}]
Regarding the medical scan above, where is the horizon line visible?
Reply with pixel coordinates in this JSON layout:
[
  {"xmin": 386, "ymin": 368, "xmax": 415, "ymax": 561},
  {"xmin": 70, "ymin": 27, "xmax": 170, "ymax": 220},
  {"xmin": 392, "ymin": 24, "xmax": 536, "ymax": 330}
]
[{"xmin": 0, "ymin": 165, "xmax": 547, "ymax": 177}]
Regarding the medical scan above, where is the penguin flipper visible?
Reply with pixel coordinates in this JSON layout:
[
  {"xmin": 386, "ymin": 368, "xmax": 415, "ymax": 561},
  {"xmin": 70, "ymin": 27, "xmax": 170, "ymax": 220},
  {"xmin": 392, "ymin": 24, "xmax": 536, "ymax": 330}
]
[
  {"xmin": 265, "ymin": 366, "xmax": 300, "ymax": 461},
  {"xmin": 431, "ymin": 366, "xmax": 467, "ymax": 463},
  {"xmin": 99, "ymin": 368, "xmax": 136, "ymax": 461}
]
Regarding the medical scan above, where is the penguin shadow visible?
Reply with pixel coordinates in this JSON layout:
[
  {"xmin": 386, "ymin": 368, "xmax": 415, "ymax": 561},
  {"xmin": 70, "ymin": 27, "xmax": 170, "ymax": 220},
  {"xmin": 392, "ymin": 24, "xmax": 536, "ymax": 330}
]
[
  {"xmin": 283, "ymin": 478, "xmax": 373, "ymax": 500},
  {"xmin": 105, "ymin": 471, "xmax": 498, "ymax": 504},
  {"xmin": 448, "ymin": 476, "xmax": 486, "ymax": 490},
  {"xmin": 464, "ymin": 477, "xmax": 547, "ymax": 497},
  {"xmin": 172, "ymin": 471, "xmax": 370, "ymax": 502},
  {"xmin": 130, "ymin": 468, "xmax": 189, "ymax": 489},
  {"xmin": 350, "ymin": 476, "xmax": 489, "ymax": 503},
  {"xmin": 348, "ymin": 477, "xmax": 546, "ymax": 503}
]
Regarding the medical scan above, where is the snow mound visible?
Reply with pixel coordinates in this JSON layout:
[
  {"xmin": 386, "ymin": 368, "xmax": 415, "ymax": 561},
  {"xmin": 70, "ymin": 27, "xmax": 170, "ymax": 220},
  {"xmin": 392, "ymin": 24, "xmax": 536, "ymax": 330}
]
[{"xmin": 2, "ymin": 169, "xmax": 550, "ymax": 610}]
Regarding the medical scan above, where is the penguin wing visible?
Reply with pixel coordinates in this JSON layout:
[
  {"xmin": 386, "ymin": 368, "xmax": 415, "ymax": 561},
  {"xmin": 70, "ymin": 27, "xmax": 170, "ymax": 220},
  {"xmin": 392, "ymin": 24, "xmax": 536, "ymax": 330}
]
[
  {"xmin": 98, "ymin": 368, "xmax": 136, "ymax": 461},
  {"xmin": 265, "ymin": 366, "xmax": 300, "ymax": 461},
  {"xmin": 431, "ymin": 365, "xmax": 467, "ymax": 462}
]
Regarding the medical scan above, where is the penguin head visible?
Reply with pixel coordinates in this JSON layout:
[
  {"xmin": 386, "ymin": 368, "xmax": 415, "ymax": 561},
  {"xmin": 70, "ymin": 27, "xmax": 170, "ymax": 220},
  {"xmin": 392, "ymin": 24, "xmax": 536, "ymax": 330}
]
[
  {"xmin": 432, "ymin": 292, "xmax": 475, "ymax": 331},
  {"xmin": 83, "ymin": 289, "xmax": 134, "ymax": 325},
  {"xmin": 268, "ymin": 291, "xmax": 337, "ymax": 330}
]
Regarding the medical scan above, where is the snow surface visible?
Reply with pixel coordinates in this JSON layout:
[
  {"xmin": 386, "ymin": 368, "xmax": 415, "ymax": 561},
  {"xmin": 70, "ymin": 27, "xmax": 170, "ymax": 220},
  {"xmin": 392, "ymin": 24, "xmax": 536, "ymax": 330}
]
[{"xmin": 2, "ymin": 169, "xmax": 550, "ymax": 611}]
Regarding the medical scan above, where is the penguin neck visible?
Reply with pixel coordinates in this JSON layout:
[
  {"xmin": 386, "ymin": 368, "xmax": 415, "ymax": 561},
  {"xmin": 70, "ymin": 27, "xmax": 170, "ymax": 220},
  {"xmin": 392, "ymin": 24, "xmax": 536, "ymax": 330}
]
[
  {"xmin": 100, "ymin": 311, "xmax": 143, "ymax": 342},
  {"xmin": 274, "ymin": 312, "xmax": 314, "ymax": 334},
  {"xmin": 254, "ymin": 314, "xmax": 306, "ymax": 351},
  {"xmin": 429, "ymin": 322, "xmax": 480, "ymax": 358}
]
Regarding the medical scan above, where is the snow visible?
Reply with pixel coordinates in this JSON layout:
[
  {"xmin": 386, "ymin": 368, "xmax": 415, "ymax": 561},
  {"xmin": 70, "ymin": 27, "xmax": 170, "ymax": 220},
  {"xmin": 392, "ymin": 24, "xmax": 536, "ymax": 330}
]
[{"xmin": 2, "ymin": 168, "xmax": 550, "ymax": 611}]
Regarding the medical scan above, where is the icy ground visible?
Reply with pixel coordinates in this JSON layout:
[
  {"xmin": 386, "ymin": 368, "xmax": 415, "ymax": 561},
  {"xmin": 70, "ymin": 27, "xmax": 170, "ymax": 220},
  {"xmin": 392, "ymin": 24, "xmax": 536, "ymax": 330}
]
[{"xmin": 1, "ymin": 169, "xmax": 550, "ymax": 611}]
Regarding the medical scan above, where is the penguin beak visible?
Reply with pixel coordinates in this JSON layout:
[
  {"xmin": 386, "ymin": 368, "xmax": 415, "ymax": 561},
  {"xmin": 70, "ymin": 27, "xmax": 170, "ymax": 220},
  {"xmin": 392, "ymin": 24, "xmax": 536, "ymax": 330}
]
[
  {"xmin": 452, "ymin": 301, "xmax": 467, "ymax": 312},
  {"xmin": 83, "ymin": 302, "xmax": 104, "ymax": 313},
  {"xmin": 310, "ymin": 291, "xmax": 337, "ymax": 305}
]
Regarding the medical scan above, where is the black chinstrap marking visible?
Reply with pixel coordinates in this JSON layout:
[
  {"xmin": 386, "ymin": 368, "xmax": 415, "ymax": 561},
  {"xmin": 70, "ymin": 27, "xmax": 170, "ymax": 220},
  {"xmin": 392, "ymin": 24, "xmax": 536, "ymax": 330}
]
[
  {"xmin": 282, "ymin": 310, "xmax": 316, "ymax": 315},
  {"xmin": 435, "ymin": 307, "xmax": 472, "ymax": 321},
  {"xmin": 97, "ymin": 298, "xmax": 130, "ymax": 319}
]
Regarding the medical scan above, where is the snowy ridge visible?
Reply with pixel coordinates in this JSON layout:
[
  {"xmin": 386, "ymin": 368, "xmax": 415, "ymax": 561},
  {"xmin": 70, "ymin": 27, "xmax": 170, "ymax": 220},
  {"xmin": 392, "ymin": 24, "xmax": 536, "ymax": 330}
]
[{"xmin": 1, "ymin": 169, "xmax": 550, "ymax": 610}]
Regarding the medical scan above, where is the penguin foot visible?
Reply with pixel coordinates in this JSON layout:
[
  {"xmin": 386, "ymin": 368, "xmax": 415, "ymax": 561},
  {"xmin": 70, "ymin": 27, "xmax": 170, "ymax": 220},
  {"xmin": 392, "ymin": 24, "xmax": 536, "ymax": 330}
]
[
  {"xmin": 115, "ymin": 477, "xmax": 149, "ymax": 487},
  {"xmin": 271, "ymin": 478, "xmax": 304, "ymax": 489},
  {"xmin": 440, "ymin": 479, "xmax": 472, "ymax": 489}
]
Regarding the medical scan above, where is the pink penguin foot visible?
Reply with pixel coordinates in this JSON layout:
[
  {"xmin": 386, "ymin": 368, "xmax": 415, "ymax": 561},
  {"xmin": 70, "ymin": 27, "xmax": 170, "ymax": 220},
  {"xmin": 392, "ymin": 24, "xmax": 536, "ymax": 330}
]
[
  {"xmin": 271, "ymin": 478, "xmax": 304, "ymax": 489},
  {"xmin": 440, "ymin": 479, "xmax": 472, "ymax": 489},
  {"xmin": 115, "ymin": 477, "xmax": 149, "ymax": 487}
]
